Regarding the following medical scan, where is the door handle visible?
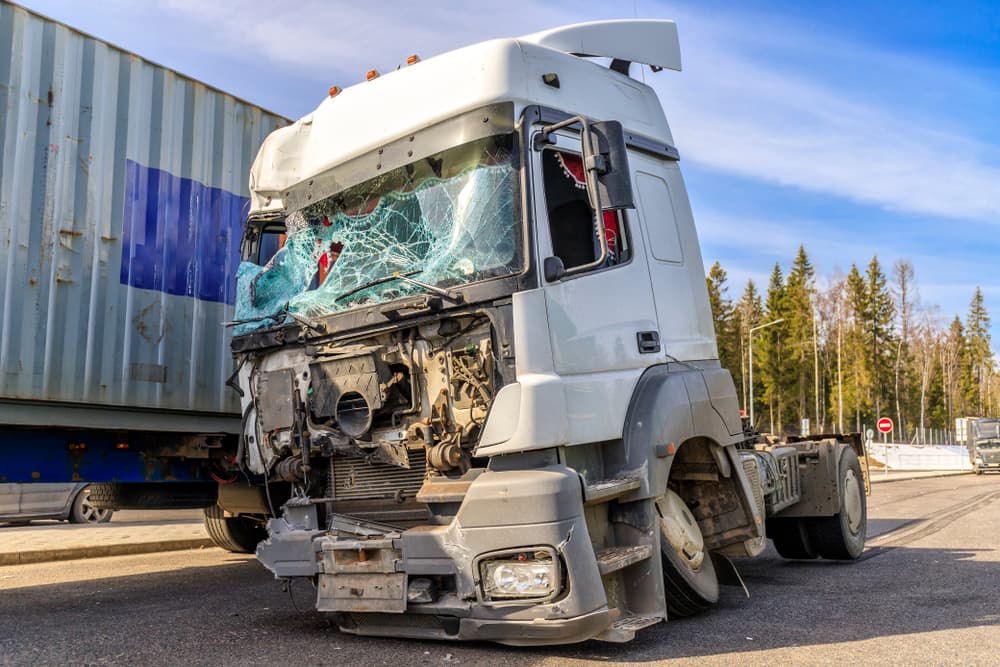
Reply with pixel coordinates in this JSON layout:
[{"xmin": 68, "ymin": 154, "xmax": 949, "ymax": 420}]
[{"xmin": 637, "ymin": 330, "xmax": 660, "ymax": 354}]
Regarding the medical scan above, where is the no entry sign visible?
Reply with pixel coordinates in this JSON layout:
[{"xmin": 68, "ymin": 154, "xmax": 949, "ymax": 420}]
[{"xmin": 877, "ymin": 417, "xmax": 894, "ymax": 434}]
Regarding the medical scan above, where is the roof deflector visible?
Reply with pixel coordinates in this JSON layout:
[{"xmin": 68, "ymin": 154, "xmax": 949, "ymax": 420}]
[{"xmin": 519, "ymin": 19, "xmax": 681, "ymax": 72}]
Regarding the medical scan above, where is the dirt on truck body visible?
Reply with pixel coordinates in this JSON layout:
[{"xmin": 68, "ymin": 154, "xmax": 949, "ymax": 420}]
[{"xmin": 220, "ymin": 20, "xmax": 869, "ymax": 645}]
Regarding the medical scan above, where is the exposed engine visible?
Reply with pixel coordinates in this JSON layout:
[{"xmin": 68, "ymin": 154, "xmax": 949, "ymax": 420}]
[{"xmin": 239, "ymin": 314, "xmax": 497, "ymax": 524}]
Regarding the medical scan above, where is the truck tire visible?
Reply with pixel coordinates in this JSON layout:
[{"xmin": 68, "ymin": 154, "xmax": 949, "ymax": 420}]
[
  {"xmin": 808, "ymin": 448, "xmax": 867, "ymax": 560},
  {"xmin": 88, "ymin": 482, "xmax": 218, "ymax": 510},
  {"xmin": 69, "ymin": 486, "xmax": 114, "ymax": 524},
  {"xmin": 767, "ymin": 518, "xmax": 818, "ymax": 559},
  {"xmin": 203, "ymin": 504, "xmax": 267, "ymax": 554},
  {"xmin": 657, "ymin": 490, "xmax": 719, "ymax": 617}
]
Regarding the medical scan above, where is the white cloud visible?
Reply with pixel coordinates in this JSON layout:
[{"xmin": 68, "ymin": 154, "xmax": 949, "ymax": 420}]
[
  {"xmin": 141, "ymin": 0, "xmax": 1000, "ymax": 224},
  {"xmin": 649, "ymin": 7, "xmax": 1000, "ymax": 223},
  {"xmin": 155, "ymin": 0, "xmax": 578, "ymax": 75}
]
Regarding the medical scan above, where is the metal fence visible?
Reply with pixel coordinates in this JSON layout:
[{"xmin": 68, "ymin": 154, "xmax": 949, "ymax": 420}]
[{"xmin": 866, "ymin": 441, "xmax": 972, "ymax": 471}]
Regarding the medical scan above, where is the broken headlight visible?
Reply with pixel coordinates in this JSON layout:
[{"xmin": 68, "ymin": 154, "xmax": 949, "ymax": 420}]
[{"xmin": 478, "ymin": 548, "xmax": 560, "ymax": 601}]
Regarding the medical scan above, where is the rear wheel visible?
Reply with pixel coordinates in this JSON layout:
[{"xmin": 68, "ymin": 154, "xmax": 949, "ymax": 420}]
[
  {"xmin": 768, "ymin": 517, "xmax": 818, "ymax": 559},
  {"xmin": 657, "ymin": 490, "xmax": 719, "ymax": 617},
  {"xmin": 203, "ymin": 504, "xmax": 267, "ymax": 553},
  {"xmin": 70, "ymin": 487, "xmax": 113, "ymax": 524},
  {"xmin": 808, "ymin": 448, "xmax": 867, "ymax": 560}
]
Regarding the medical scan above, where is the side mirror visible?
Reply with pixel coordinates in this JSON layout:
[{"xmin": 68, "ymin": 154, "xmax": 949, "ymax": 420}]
[
  {"xmin": 543, "ymin": 256, "xmax": 566, "ymax": 282},
  {"xmin": 586, "ymin": 120, "xmax": 634, "ymax": 210}
]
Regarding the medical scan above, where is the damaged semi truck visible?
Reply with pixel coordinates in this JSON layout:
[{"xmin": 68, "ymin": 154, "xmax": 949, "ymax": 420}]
[{"xmin": 225, "ymin": 20, "xmax": 869, "ymax": 644}]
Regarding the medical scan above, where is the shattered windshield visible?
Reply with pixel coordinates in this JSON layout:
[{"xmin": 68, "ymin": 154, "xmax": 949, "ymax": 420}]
[{"xmin": 235, "ymin": 134, "xmax": 519, "ymax": 334}]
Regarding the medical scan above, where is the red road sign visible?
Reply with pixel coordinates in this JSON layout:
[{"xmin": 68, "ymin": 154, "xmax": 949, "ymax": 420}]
[{"xmin": 877, "ymin": 417, "xmax": 894, "ymax": 433}]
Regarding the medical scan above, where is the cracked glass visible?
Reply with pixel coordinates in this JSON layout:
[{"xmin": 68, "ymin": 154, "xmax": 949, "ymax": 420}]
[{"xmin": 235, "ymin": 134, "xmax": 519, "ymax": 333}]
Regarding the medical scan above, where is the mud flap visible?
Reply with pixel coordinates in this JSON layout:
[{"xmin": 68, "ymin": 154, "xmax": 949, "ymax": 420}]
[{"xmin": 710, "ymin": 552, "xmax": 749, "ymax": 599}]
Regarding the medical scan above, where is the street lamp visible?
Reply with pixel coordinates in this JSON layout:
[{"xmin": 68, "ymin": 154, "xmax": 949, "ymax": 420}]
[{"xmin": 748, "ymin": 318, "xmax": 784, "ymax": 429}]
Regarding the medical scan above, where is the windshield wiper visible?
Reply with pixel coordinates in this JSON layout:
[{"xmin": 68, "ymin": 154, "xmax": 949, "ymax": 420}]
[
  {"xmin": 335, "ymin": 270, "xmax": 422, "ymax": 303},
  {"xmin": 335, "ymin": 270, "xmax": 463, "ymax": 304},
  {"xmin": 283, "ymin": 309, "xmax": 328, "ymax": 335},
  {"xmin": 223, "ymin": 313, "xmax": 283, "ymax": 328}
]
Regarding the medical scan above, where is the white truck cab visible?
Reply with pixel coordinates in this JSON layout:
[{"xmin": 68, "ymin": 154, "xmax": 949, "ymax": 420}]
[{"xmin": 225, "ymin": 20, "xmax": 868, "ymax": 645}]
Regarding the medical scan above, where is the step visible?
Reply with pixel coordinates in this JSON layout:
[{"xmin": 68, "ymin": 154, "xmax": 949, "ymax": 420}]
[
  {"xmin": 594, "ymin": 613, "xmax": 663, "ymax": 643},
  {"xmin": 595, "ymin": 544, "xmax": 653, "ymax": 576},
  {"xmin": 584, "ymin": 475, "xmax": 642, "ymax": 505}
]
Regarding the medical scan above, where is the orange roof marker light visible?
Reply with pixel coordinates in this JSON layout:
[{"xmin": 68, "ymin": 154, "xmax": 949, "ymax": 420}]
[
  {"xmin": 328, "ymin": 85, "xmax": 342, "ymax": 98},
  {"xmin": 366, "ymin": 69, "xmax": 380, "ymax": 81},
  {"xmin": 406, "ymin": 54, "xmax": 421, "ymax": 65}
]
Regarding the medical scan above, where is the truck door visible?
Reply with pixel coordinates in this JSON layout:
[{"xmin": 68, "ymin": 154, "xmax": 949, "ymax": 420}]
[
  {"xmin": 628, "ymin": 152, "xmax": 717, "ymax": 362},
  {"xmin": 533, "ymin": 132, "xmax": 664, "ymax": 442}
]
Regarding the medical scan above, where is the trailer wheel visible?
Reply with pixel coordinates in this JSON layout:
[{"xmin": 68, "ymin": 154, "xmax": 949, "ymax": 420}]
[
  {"xmin": 89, "ymin": 482, "xmax": 217, "ymax": 510},
  {"xmin": 203, "ymin": 504, "xmax": 267, "ymax": 554},
  {"xmin": 768, "ymin": 518, "xmax": 818, "ymax": 559},
  {"xmin": 656, "ymin": 490, "xmax": 719, "ymax": 617},
  {"xmin": 808, "ymin": 448, "xmax": 867, "ymax": 560}
]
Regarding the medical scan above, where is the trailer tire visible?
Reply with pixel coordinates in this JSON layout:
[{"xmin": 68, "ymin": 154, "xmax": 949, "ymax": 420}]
[
  {"xmin": 657, "ymin": 490, "xmax": 719, "ymax": 617},
  {"xmin": 768, "ymin": 517, "xmax": 819, "ymax": 559},
  {"xmin": 88, "ymin": 482, "xmax": 217, "ymax": 510},
  {"xmin": 808, "ymin": 448, "xmax": 867, "ymax": 560},
  {"xmin": 203, "ymin": 504, "xmax": 267, "ymax": 554}
]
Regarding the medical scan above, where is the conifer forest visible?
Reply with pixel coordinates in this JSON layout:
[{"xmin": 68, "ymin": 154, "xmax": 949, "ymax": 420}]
[{"xmin": 706, "ymin": 247, "xmax": 995, "ymax": 441}]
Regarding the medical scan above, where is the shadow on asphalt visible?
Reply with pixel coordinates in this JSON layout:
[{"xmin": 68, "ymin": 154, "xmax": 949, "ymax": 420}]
[{"xmin": 0, "ymin": 544, "xmax": 997, "ymax": 664}]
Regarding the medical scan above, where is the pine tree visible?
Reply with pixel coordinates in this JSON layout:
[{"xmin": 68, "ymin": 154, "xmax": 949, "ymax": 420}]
[
  {"xmin": 735, "ymin": 279, "xmax": 764, "ymax": 414},
  {"xmin": 759, "ymin": 263, "xmax": 789, "ymax": 433},
  {"xmin": 844, "ymin": 264, "xmax": 870, "ymax": 430},
  {"xmin": 964, "ymin": 287, "xmax": 991, "ymax": 416},
  {"xmin": 785, "ymin": 246, "xmax": 817, "ymax": 433},
  {"xmin": 706, "ymin": 262, "xmax": 739, "ymax": 379},
  {"xmin": 864, "ymin": 256, "xmax": 896, "ymax": 426}
]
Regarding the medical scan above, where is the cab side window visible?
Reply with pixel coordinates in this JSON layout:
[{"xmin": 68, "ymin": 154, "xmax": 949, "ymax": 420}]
[{"xmin": 542, "ymin": 149, "xmax": 630, "ymax": 271}]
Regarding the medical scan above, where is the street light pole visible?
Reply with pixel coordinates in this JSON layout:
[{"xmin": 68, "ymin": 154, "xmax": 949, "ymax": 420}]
[{"xmin": 748, "ymin": 318, "xmax": 785, "ymax": 429}]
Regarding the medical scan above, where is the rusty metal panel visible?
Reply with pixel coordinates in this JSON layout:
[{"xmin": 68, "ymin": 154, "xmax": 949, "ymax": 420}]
[{"xmin": 0, "ymin": 2, "xmax": 289, "ymax": 421}]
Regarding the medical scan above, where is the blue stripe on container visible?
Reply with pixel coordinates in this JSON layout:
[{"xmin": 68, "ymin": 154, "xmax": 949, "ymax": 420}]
[{"xmin": 120, "ymin": 159, "xmax": 246, "ymax": 305}]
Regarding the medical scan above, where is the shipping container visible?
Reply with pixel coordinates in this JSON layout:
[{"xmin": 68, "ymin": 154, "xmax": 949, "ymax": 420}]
[{"xmin": 0, "ymin": 1, "xmax": 289, "ymax": 432}]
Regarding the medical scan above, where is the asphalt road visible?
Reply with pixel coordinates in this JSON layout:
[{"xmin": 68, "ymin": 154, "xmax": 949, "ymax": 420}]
[{"xmin": 1, "ymin": 476, "xmax": 997, "ymax": 666}]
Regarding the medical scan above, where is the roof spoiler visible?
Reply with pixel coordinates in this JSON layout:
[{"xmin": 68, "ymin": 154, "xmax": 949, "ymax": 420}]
[{"xmin": 519, "ymin": 19, "xmax": 681, "ymax": 73}]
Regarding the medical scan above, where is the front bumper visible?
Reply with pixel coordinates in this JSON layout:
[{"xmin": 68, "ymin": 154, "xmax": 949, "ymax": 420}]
[{"xmin": 257, "ymin": 464, "xmax": 615, "ymax": 645}]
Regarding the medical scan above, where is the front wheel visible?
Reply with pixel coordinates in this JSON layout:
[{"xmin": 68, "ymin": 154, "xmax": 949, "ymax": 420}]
[
  {"xmin": 657, "ymin": 490, "xmax": 719, "ymax": 617},
  {"xmin": 808, "ymin": 448, "xmax": 867, "ymax": 559},
  {"xmin": 203, "ymin": 504, "xmax": 267, "ymax": 553}
]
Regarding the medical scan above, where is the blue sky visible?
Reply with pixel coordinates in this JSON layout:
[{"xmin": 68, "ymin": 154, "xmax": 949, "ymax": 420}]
[{"xmin": 16, "ymin": 0, "xmax": 1000, "ymax": 341}]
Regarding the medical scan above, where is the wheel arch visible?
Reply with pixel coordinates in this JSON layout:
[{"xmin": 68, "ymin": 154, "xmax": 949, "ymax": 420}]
[{"xmin": 618, "ymin": 364, "xmax": 761, "ymax": 551}]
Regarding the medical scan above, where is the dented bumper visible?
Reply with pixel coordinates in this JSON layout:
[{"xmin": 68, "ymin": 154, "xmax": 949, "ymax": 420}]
[{"xmin": 257, "ymin": 465, "xmax": 614, "ymax": 644}]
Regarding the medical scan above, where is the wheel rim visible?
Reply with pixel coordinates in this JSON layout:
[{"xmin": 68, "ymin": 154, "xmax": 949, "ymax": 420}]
[
  {"xmin": 80, "ymin": 494, "xmax": 110, "ymax": 523},
  {"xmin": 658, "ymin": 490, "xmax": 706, "ymax": 570},
  {"xmin": 843, "ymin": 469, "xmax": 863, "ymax": 535}
]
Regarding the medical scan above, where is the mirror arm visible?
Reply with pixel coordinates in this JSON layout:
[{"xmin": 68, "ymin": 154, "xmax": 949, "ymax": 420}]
[
  {"xmin": 537, "ymin": 114, "xmax": 613, "ymax": 279},
  {"xmin": 561, "ymin": 117, "xmax": 610, "ymax": 278}
]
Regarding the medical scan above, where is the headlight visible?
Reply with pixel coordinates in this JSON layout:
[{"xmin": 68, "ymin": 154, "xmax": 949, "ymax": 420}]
[
  {"xmin": 975, "ymin": 457, "xmax": 984, "ymax": 465},
  {"xmin": 479, "ymin": 549, "xmax": 559, "ymax": 601}
]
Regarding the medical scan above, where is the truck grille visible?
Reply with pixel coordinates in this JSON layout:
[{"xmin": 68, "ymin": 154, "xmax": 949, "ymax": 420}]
[{"xmin": 332, "ymin": 448, "xmax": 428, "ymax": 501}]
